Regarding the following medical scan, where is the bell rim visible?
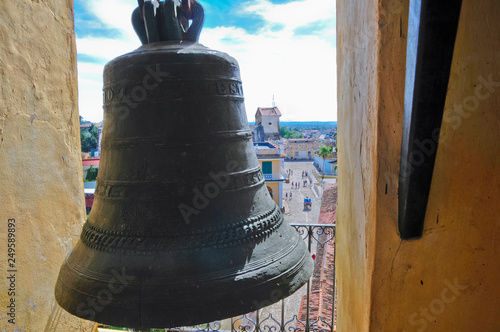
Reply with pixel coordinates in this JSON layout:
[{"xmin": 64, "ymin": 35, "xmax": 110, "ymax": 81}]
[{"xmin": 55, "ymin": 233, "xmax": 313, "ymax": 329}]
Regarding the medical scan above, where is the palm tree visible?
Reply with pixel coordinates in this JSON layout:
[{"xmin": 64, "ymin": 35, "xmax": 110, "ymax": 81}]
[{"xmin": 317, "ymin": 145, "xmax": 333, "ymax": 184}]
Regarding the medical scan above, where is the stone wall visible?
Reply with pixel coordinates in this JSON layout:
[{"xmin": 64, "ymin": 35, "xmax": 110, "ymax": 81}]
[
  {"xmin": 336, "ymin": 0, "xmax": 500, "ymax": 331},
  {"xmin": 0, "ymin": 0, "xmax": 90, "ymax": 330}
]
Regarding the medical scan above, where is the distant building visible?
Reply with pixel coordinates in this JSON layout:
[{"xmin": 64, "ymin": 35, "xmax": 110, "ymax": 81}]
[
  {"xmin": 254, "ymin": 142, "xmax": 287, "ymax": 208},
  {"xmin": 285, "ymin": 139, "xmax": 333, "ymax": 160},
  {"xmin": 83, "ymin": 158, "xmax": 99, "ymax": 214},
  {"xmin": 314, "ymin": 155, "xmax": 337, "ymax": 175},
  {"xmin": 84, "ymin": 183, "xmax": 95, "ymax": 215},
  {"xmin": 252, "ymin": 123, "xmax": 266, "ymax": 142},
  {"xmin": 82, "ymin": 158, "xmax": 100, "ymax": 179},
  {"xmin": 304, "ymin": 130, "xmax": 320, "ymax": 139},
  {"xmin": 253, "ymin": 107, "xmax": 282, "ymax": 141},
  {"xmin": 79, "ymin": 121, "xmax": 93, "ymax": 129},
  {"xmin": 97, "ymin": 122, "xmax": 103, "ymax": 156}
]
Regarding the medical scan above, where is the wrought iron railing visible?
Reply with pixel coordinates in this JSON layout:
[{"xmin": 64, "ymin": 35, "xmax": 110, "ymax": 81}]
[
  {"xmin": 97, "ymin": 224, "xmax": 336, "ymax": 332},
  {"xmin": 263, "ymin": 173, "xmax": 286, "ymax": 181}
]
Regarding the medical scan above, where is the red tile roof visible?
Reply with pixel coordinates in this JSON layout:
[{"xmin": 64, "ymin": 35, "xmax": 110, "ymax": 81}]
[
  {"xmin": 286, "ymin": 140, "xmax": 334, "ymax": 152},
  {"xmin": 299, "ymin": 183, "xmax": 337, "ymax": 329},
  {"xmin": 82, "ymin": 158, "xmax": 100, "ymax": 166},
  {"xmin": 256, "ymin": 107, "xmax": 282, "ymax": 116}
]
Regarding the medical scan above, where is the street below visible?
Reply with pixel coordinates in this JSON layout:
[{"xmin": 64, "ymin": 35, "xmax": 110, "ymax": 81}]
[
  {"xmin": 282, "ymin": 161, "xmax": 322, "ymax": 225},
  {"xmin": 254, "ymin": 161, "xmax": 334, "ymax": 328}
]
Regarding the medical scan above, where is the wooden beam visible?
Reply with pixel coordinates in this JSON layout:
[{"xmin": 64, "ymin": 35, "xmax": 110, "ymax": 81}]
[{"xmin": 398, "ymin": 0, "xmax": 463, "ymax": 239}]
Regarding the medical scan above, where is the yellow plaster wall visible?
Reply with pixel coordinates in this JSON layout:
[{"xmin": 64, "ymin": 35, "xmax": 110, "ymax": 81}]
[
  {"xmin": 258, "ymin": 148, "xmax": 279, "ymax": 156},
  {"xmin": 272, "ymin": 159, "xmax": 282, "ymax": 175},
  {"xmin": 0, "ymin": 0, "xmax": 89, "ymax": 330},
  {"xmin": 258, "ymin": 159, "xmax": 282, "ymax": 175},
  {"xmin": 265, "ymin": 182, "xmax": 280, "ymax": 206},
  {"xmin": 337, "ymin": 0, "xmax": 500, "ymax": 331}
]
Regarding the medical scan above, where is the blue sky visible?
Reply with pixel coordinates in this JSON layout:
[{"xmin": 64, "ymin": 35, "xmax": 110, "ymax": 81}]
[{"xmin": 74, "ymin": 0, "xmax": 336, "ymax": 122}]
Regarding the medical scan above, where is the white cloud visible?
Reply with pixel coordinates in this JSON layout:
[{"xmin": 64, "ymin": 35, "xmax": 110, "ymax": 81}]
[
  {"xmin": 200, "ymin": 26, "xmax": 336, "ymax": 121},
  {"xmin": 241, "ymin": 0, "xmax": 335, "ymax": 33},
  {"xmin": 78, "ymin": 76, "xmax": 105, "ymax": 122},
  {"xmin": 85, "ymin": 0, "xmax": 138, "ymax": 38},
  {"xmin": 77, "ymin": 62, "xmax": 105, "ymax": 76},
  {"xmin": 76, "ymin": 0, "xmax": 336, "ymax": 122},
  {"xmin": 76, "ymin": 37, "xmax": 138, "ymax": 61}
]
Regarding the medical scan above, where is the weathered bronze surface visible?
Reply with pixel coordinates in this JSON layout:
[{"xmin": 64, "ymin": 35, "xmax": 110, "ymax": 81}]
[{"xmin": 55, "ymin": 1, "xmax": 313, "ymax": 329}]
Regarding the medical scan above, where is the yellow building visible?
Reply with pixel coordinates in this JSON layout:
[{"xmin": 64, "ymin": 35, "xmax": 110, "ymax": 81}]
[
  {"xmin": 285, "ymin": 139, "xmax": 334, "ymax": 160},
  {"xmin": 254, "ymin": 142, "xmax": 287, "ymax": 208}
]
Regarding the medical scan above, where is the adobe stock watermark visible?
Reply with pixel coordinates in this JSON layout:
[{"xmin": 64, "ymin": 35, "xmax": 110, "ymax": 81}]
[
  {"xmin": 404, "ymin": 278, "xmax": 468, "ymax": 332},
  {"xmin": 384, "ymin": 74, "xmax": 500, "ymax": 188},
  {"xmin": 75, "ymin": 267, "xmax": 136, "ymax": 321},
  {"xmin": 178, "ymin": 161, "xmax": 240, "ymax": 225},
  {"xmin": 104, "ymin": 64, "xmax": 170, "ymax": 120},
  {"xmin": 443, "ymin": 74, "xmax": 500, "ymax": 131}
]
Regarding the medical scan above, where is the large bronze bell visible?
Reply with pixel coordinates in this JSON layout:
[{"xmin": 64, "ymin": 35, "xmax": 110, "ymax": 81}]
[{"xmin": 55, "ymin": 0, "xmax": 313, "ymax": 329}]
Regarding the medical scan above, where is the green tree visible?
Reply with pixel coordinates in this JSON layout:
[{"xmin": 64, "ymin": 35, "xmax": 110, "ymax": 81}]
[
  {"xmin": 317, "ymin": 145, "xmax": 333, "ymax": 183},
  {"xmin": 318, "ymin": 145, "xmax": 333, "ymax": 161},
  {"xmin": 85, "ymin": 166, "xmax": 98, "ymax": 181},
  {"xmin": 280, "ymin": 126, "xmax": 303, "ymax": 139},
  {"xmin": 81, "ymin": 124, "xmax": 99, "ymax": 152}
]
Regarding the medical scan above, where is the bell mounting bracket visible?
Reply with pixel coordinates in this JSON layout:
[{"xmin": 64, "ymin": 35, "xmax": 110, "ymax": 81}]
[{"xmin": 132, "ymin": 0, "xmax": 205, "ymax": 44}]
